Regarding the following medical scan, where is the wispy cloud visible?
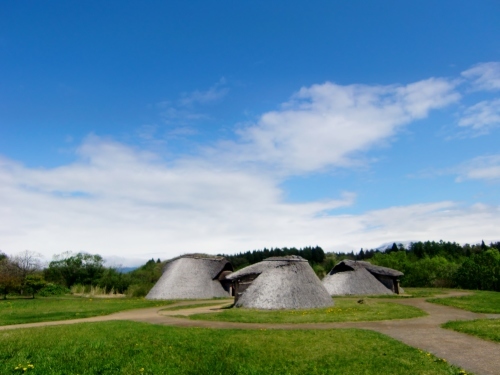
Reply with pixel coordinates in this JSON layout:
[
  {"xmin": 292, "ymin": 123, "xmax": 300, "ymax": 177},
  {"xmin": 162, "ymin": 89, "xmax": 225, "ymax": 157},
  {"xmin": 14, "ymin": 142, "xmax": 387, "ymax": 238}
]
[
  {"xmin": 458, "ymin": 99, "xmax": 500, "ymax": 135},
  {"xmin": 178, "ymin": 78, "xmax": 229, "ymax": 107},
  {"xmin": 455, "ymin": 154, "xmax": 500, "ymax": 182},
  {"xmin": 158, "ymin": 78, "xmax": 229, "ymax": 125},
  {"xmin": 461, "ymin": 62, "xmax": 500, "ymax": 91}
]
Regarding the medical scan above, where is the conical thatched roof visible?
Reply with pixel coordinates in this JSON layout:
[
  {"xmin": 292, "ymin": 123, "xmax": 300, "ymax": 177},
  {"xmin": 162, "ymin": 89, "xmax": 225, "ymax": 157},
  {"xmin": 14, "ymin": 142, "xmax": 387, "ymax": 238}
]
[
  {"xmin": 145, "ymin": 254, "xmax": 233, "ymax": 300},
  {"xmin": 322, "ymin": 259, "xmax": 402, "ymax": 296},
  {"xmin": 227, "ymin": 255, "xmax": 333, "ymax": 310}
]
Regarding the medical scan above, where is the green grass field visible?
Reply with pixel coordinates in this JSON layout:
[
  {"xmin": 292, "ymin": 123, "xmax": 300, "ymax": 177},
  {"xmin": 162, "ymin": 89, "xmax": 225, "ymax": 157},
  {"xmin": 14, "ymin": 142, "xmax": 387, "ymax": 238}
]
[
  {"xmin": 187, "ymin": 298, "xmax": 426, "ymax": 323},
  {"xmin": 160, "ymin": 301, "xmax": 230, "ymax": 311},
  {"xmin": 443, "ymin": 319, "xmax": 500, "ymax": 343},
  {"xmin": 0, "ymin": 297, "xmax": 173, "ymax": 326},
  {"xmin": 403, "ymin": 288, "xmax": 453, "ymax": 298},
  {"xmin": 427, "ymin": 291, "xmax": 500, "ymax": 313},
  {"xmin": 0, "ymin": 321, "xmax": 468, "ymax": 375}
]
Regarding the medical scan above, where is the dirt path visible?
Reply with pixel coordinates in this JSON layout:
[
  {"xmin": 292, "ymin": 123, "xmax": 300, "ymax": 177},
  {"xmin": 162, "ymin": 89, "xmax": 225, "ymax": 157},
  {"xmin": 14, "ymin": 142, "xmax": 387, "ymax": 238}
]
[{"xmin": 1, "ymin": 293, "xmax": 499, "ymax": 375}]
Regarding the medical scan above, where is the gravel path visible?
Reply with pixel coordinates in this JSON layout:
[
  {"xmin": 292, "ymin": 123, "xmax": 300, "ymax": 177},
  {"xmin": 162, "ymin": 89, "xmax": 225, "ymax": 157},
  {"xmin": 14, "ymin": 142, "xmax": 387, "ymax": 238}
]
[{"xmin": 1, "ymin": 293, "xmax": 499, "ymax": 375}]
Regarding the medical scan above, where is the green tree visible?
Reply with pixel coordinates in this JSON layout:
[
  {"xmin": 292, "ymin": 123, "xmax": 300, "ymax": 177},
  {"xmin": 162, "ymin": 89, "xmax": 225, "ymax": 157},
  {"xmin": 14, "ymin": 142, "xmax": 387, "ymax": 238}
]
[
  {"xmin": 24, "ymin": 274, "xmax": 47, "ymax": 298},
  {"xmin": 456, "ymin": 249, "xmax": 500, "ymax": 291},
  {"xmin": 45, "ymin": 252, "xmax": 105, "ymax": 287},
  {"xmin": 0, "ymin": 257, "xmax": 22, "ymax": 299}
]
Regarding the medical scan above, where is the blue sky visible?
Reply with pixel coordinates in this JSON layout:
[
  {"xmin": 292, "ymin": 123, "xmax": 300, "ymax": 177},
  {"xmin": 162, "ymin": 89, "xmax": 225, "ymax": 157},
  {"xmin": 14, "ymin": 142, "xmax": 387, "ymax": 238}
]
[{"xmin": 1, "ymin": 1, "xmax": 500, "ymax": 265}]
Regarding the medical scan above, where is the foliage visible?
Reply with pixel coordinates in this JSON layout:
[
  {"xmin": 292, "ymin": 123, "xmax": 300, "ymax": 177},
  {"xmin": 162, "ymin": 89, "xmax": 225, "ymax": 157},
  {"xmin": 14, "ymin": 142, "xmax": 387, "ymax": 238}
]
[
  {"xmin": 9, "ymin": 250, "xmax": 44, "ymax": 279},
  {"xmin": 443, "ymin": 319, "xmax": 500, "ymax": 343},
  {"xmin": 44, "ymin": 252, "xmax": 106, "ymax": 288},
  {"xmin": 124, "ymin": 258, "xmax": 164, "ymax": 297},
  {"xmin": 23, "ymin": 274, "xmax": 47, "ymax": 298},
  {"xmin": 427, "ymin": 290, "xmax": 500, "ymax": 313},
  {"xmin": 0, "ymin": 296, "xmax": 173, "ymax": 326},
  {"xmin": 0, "ymin": 321, "xmax": 467, "ymax": 375},
  {"xmin": 0, "ymin": 258, "xmax": 23, "ymax": 299},
  {"xmin": 37, "ymin": 284, "xmax": 70, "ymax": 297},
  {"xmin": 219, "ymin": 246, "xmax": 326, "ymax": 270},
  {"xmin": 187, "ymin": 298, "xmax": 426, "ymax": 323},
  {"xmin": 455, "ymin": 250, "xmax": 500, "ymax": 291}
]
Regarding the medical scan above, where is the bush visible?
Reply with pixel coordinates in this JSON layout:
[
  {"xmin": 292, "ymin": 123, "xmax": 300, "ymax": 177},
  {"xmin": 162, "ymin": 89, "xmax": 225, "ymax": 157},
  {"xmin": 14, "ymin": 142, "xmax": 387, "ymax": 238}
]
[
  {"xmin": 38, "ymin": 283, "xmax": 71, "ymax": 297},
  {"xmin": 126, "ymin": 284, "xmax": 153, "ymax": 297}
]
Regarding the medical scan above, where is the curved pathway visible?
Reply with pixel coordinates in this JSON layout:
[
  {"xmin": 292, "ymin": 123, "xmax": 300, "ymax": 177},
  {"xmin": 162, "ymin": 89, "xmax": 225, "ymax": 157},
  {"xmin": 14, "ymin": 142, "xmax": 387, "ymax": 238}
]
[{"xmin": 1, "ymin": 294, "xmax": 499, "ymax": 375}]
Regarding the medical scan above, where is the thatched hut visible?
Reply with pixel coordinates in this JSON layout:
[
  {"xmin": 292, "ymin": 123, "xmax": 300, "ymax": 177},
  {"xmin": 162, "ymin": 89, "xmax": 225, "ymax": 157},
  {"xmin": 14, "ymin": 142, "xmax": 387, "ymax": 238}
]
[
  {"xmin": 322, "ymin": 259, "xmax": 403, "ymax": 296},
  {"xmin": 226, "ymin": 255, "xmax": 333, "ymax": 310},
  {"xmin": 145, "ymin": 254, "xmax": 233, "ymax": 300}
]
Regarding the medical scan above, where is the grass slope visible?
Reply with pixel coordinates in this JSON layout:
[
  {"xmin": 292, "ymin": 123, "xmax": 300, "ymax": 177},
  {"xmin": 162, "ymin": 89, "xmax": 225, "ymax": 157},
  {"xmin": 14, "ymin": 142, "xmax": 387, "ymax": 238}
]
[
  {"xmin": 0, "ymin": 297, "xmax": 173, "ymax": 326},
  {"xmin": 427, "ymin": 291, "xmax": 500, "ymax": 313},
  {"xmin": 0, "ymin": 321, "xmax": 467, "ymax": 375},
  {"xmin": 187, "ymin": 298, "xmax": 426, "ymax": 323},
  {"xmin": 443, "ymin": 319, "xmax": 500, "ymax": 343}
]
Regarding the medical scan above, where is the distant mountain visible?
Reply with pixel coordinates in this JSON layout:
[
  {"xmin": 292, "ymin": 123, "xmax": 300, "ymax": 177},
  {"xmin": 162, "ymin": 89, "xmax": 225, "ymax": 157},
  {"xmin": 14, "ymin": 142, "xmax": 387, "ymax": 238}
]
[
  {"xmin": 115, "ymin": 266, "xmax": 138, "ymax": 273},
  {"xmin": 374, "ymin": 241, "xmax": 414, "ymax": 251}
]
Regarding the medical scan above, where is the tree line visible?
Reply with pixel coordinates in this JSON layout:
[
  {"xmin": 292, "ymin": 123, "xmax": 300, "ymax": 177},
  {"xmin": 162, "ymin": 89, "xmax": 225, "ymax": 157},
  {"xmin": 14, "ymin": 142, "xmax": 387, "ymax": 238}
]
[
  {"xmin": 0, "ymin": 251, "xmax": 165, "ymax": 298},
  {"xmin": 1, "ymin": 240, "xmax": 499, "ymax": 299}
]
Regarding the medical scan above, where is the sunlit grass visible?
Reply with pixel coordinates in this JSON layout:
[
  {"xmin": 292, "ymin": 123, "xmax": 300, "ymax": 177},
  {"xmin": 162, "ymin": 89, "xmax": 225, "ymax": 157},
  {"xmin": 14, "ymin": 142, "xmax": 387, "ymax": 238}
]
[
  {"xmin": 160, "ymin": 302, "xmax": 230, "ymax": 311},
  {"xmin": 428, "ymin": 291, "xmax": 500, "ymax": 313},
  {"xmin": 0, "ymin": 321, "xmax": 468, "ymax": 375},
  {"xmin": 443, "ymin": 319, "xmax": 500, "ymax": 343},
  {"xmin": 187, "ymin": 298, "xmax": 426, "ymax": 323},
  {"xmin": 0, "ymin": 297, "xmax": 174, "ymax": 326}
]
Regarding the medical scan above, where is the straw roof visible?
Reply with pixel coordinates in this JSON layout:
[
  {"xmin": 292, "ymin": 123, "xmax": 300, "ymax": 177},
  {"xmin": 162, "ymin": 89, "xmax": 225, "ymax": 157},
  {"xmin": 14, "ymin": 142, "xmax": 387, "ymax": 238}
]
[
  {"xmin": 227, "ymin": 255, "xmax": 334, "ymax": 310},
  {"xmin": 145, "ymin": 254, "xmax": 233, "ymax": 300},
  {"xmin": 322, "ymin": 259, "xmax": 402, "ymax": 296},
  {"xmin": 340, "ymin": 260, "xmax": 403, "ymax": 277}
]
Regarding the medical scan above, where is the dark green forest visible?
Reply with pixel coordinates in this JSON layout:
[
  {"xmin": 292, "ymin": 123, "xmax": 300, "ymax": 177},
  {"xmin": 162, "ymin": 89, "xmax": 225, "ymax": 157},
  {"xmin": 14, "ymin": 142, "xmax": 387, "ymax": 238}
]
[
  {"xmin": 220, "ymin": 241, "xmax": 500, "ymax": 291},
  {"xmin": 1, "ymin": 240, "xmax": 499, "ymax": 298}
]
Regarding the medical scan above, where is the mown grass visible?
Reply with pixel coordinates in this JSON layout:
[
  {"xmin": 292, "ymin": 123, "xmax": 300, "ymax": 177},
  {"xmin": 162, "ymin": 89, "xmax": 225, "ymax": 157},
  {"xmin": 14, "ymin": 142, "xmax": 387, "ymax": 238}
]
[
  {"xmin": 403, "ymin": 287, "xmax": 453, "ymax": 298},
  {"xmin": 187, "ymin": 298, "xmax": 426, "ymax": 323},
  {"xmin": 427, "ymin": 291, "xmax": 500, "ymax": 313},
  {"xmin": 0, "ymin": 297, "xmax": 174, "ymax": 326},
  {"xmin": 160, "ymin": 302, "xmax": 229, "ymax": 311},
  {"xmin": 356, "ymin": 288, "xmax": 453, "ymax": 299},
  {"xmin": 0, "ymin": 321, "xmax": 468, "ymax": 375},
  {"xmin": 443, "ymin": 319, "xmax": 500, "ymax": 343}
]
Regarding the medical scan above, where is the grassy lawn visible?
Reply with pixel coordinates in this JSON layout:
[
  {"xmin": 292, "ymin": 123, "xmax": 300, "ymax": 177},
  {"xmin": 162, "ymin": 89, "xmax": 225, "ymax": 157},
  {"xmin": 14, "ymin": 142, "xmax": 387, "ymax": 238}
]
[
  {"xmin": 443, "ymin": 319, "xmax": 500, "ymax": 343},
  {"xmin": 403, "ymin": 288, "xmax": 453, "ymax": 298},
  {"xmin": 427, "ymin": 291, "xmax": 500, "ymax": 313},
  {"xmin": 0, "ymin": 321, "xmax": 468, "ymax": 375},
  {"xmin": 187, "ymin": 298, "xmax": 426, "ymax": 323},
  {"xmin": 160, "ymin": 302, "xmax": 230, "ymax": 311},
  {"xmin": 0, "ymin": 297, "xmax": 174, "ymax": 326}
]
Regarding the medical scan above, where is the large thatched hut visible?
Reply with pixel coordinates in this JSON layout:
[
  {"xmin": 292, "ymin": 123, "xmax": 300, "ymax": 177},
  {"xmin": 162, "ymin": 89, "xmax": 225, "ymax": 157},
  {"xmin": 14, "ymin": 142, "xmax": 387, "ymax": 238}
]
[
  {"xmin": 322, "ymin": 259, "xmax": 403, "ymax": 296},
  {"xmin": 146, "ymin": 254, "xmax": 233, "ymax": 300},
  {"xmin": 226, "ymin": 255, "xmax": 333, "ymax": 310}
]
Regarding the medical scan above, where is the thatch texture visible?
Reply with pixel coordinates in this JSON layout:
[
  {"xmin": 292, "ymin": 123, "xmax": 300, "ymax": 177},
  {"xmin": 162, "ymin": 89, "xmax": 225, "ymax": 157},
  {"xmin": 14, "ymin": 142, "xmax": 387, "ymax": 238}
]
[
  {"xmin": 227, "ymin": 255, "xmax": 334, "ymax": 310},
  {"xmin": 322, "ymin": 259, "xmax": 403, "ymax": 296},
  {"xmin": 146, "ymin": 254, "xmax": 233, "ymax": 300}
]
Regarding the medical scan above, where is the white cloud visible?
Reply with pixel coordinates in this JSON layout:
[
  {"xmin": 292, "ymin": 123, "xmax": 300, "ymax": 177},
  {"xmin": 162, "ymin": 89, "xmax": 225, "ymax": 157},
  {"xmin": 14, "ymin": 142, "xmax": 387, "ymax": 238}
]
[
  {"xmin": 462, "ymin": 62, "xmax": 500, "ymax": 91},
  {"xmin": 456, "ymin": 155, "xmax": 500, "ymax": 181},
  {"xmin": 5, "ymin": 69, "xmax": 500, "ymax": 264},
  {"xmin": 225, "ymin": 78, "xmax": 459, "ymax": 174},
  {"xmin": 458, "ymin": 99, "xmax": 500, "ymax": 134},
  {"xmin": 1, "ymin": 137, "xmax": 499, "ymax": 264}
]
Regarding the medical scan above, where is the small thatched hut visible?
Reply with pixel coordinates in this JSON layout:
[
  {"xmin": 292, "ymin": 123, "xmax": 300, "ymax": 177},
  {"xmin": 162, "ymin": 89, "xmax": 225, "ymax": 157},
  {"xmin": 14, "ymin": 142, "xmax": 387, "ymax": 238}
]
[
  {"xmin": 322, "ymin": 259, "xmax": 403, "ymax": 296},
  {"xmin": 146, "ymin": 254, "xmax": 233, "ymax": 300},
  {"xmin": 226, "ymin": 255, "xmax": 333, "ymax": 310}
]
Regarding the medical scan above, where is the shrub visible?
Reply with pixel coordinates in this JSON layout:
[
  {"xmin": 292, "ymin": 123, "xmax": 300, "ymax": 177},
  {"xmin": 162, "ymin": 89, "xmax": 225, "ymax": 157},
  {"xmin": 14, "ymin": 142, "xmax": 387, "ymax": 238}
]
[
  {"xmin": 126, "ymin": 284, "xmax": 153, "ymax": 297},
  {"xmin": 38, "ymin": 283, "xmax": 71, "ymax": 297}
]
